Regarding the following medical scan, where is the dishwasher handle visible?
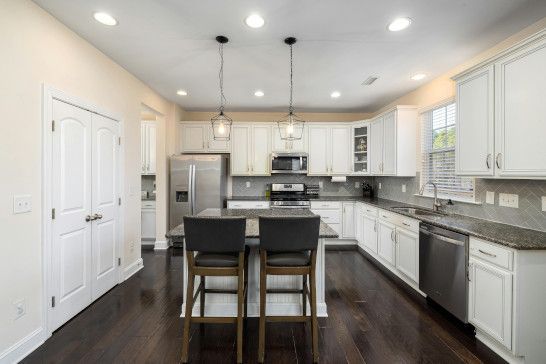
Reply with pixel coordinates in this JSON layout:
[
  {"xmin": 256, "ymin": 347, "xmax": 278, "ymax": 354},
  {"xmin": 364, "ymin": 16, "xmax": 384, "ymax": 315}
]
[{"xmin": 420, "ymin": 229, "xmax": 465, "ymax": 246}]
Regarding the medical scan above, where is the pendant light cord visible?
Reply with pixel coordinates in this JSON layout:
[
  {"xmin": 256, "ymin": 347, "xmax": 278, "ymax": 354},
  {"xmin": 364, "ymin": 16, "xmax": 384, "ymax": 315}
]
[
  {"xmin": 218, "ymin": 42, "xmax": 226, "ymax": 113},
  {"xmin": 289, "ymin": 43, "xmax": 294, "ymax": 114}
]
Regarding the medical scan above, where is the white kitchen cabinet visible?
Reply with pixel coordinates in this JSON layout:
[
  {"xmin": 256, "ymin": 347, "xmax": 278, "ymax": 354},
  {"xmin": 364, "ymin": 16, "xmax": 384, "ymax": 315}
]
[
  {"xmin": 352, "ymin": 123, "xmax": 370, "ymax": 174},
  {"xmin": 455, "ymin": 66, "xmax": 495, "ymax": 176},
  {"xmin": 453, "ymin": 33, "xmax": 546, "ymax": 179},
  {"xmin": 342, "ymin": 202, "xmax": 355, "ymax": 239},
  {"xmin": 307, "ymin": 124, "xmax": 351, "ymax": 176},
  {"xmin": 468, "ymin": 257, "xmax": 513, "ymax": 350},
  {"xmin": 227, "ymin": 200, "xmax": 270, "ymax": 209},
  {"xmin": 141, "ymin": 201, "xmax": 156, "ymax": 241},
  {"xmin": 141, "ymin": 121, "xmax": 157, "ymax": 175},
  {"xmin": 354, "ymin": 204, "xmax": 363, "ymax": 247},
  {"xmin": 377, "ymin": 219, "xmax": 396, "ymax": 266},
  {"xmin": 179, "ymin": 122, "xmax": 230, "ymax": 153},
  {"xmin": 272, "ymin": 125, "xmax": 306, "ymax": 152},
  {"xmin": 362, "ymin": 214, "xmax": 377, "ymax": 253},
  {"xmin": 230, "ymin": 124, "xmax": 271, "ymax": 176},
  {"xmin": 395, "ymin": 227, "xmax": 419, "ymax": 283},
  {"xmin": 369, "ymin": 107, "xmax": 417, "ymax": 176}
]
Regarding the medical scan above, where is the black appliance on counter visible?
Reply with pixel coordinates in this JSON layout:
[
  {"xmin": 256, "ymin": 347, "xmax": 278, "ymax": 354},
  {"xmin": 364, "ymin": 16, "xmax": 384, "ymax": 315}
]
[
  {"xmin": 270, "ymin": 183, "xmax": 310, "ymax": 208},
  {"xmin": 362, "ymin": 183, "xmax": 374, "ymax": 198}
]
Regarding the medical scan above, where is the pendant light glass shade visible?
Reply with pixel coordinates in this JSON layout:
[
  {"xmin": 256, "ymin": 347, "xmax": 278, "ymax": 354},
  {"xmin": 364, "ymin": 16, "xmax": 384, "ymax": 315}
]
[
  {"xmin": 277, "ymin": 37, "xmax": 305, "ymax": 141},
  {"xmin": 211, "ymin": 35, "xmax": 232, "ymax": 141}
]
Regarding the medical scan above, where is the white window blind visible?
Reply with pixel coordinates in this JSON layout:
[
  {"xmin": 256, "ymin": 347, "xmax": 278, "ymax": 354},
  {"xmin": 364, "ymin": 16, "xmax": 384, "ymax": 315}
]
[{"xmin": 421, "ymin": 102, "xmax": 475, "ymax": 201}]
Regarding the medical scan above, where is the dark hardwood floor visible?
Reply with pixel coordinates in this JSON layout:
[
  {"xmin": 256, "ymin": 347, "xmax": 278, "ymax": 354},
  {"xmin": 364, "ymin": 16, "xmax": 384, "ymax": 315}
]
[{"xmin": 23, "ymin": 248, "xmax": 505, "ymax": 363}]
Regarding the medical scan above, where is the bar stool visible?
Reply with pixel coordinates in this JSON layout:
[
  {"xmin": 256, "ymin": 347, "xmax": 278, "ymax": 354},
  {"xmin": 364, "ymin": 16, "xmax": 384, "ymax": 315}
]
[
  {"xmin": 181, "ymin": 216, "xmax": 247, "ymax": 364},
  {"xmin": 258, "ymin": 215, "xmax": 321, "ymax": 363}
]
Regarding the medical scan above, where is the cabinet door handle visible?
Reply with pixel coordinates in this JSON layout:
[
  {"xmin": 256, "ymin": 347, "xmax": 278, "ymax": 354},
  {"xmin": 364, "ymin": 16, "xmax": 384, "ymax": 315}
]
[
  {"xmin": 390, "ymin": 230, "xmax": 395, "ymax": 242},
  {"xmin": 495, "ymin": 153, "xmax": 502, "ymax": 169},
  {"xmin": 402, "ymin": 222, "xmax": 411, "ymax": 227},
  {"xmin": 467, "ymin": 263, "xmax": 473, "ymax": 282},
  {"xmin": 478, "ymin": 249, "xmax": 497, "ymax": 258},
  {"xmin": 486, "ymin": 154, "xmax": 491, "ymax": 169},
  {"xmin": 374, "ymin": 221, "xmax": 377, "ymax": 232},
  {"xmin": 85, "ymin": 215, "xmax": 94, "ymax": 222},
  {"xmin": 381, "ymin": 214, "xmax": 388, "ymax": 219}
]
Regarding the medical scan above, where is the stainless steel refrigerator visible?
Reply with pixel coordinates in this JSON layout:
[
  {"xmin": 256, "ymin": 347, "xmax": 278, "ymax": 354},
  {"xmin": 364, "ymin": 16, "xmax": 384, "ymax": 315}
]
[{"xmin": 169, "ymin": 154, "xmax": 228, "ymax": 229}]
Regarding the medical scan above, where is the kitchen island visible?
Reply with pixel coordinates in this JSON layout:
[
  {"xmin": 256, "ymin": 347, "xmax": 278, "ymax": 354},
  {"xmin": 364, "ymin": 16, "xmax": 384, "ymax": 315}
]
[{"xmin": 166, "ymin": 208, "xmax": 338, "ymax": 318}]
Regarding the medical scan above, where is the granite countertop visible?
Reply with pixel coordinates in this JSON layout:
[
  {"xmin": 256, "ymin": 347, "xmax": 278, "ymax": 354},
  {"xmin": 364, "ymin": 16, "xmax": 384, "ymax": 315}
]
[
  {"xmin": 166, "ymin": 208, "xmax": 339, "ymax": 241},
  {"xmin": 227, "ymin": 196, "xmax": 270, "ymax": 201}
]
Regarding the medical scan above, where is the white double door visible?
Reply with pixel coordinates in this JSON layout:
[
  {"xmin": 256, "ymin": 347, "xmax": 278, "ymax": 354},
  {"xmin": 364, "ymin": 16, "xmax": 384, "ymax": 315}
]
[{"xmin": 50, "ymin": 99, "xmax": 120, "ymax": 331}]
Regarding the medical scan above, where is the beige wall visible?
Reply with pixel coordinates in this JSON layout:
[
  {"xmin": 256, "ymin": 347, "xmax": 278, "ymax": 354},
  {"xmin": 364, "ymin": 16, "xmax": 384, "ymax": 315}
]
[
  {"xmin": 374, "ymin": 16, "xmax": 546, "ymax": 114},
  {"xmin": 183, "ymin": 111, "xmax": 370, "ymax": 122},
  {"xmin": 0, "ymin": 0, "xmax": 183, "ymax": 357}
]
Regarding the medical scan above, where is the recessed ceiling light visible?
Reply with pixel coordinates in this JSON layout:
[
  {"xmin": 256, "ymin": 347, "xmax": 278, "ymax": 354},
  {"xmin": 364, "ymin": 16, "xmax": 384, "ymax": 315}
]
[
  {"xmin": 93, "ymin": 12, "xmax": 118, "ymax": 26},
  {"xmin": 410, "ymin": 73, "xmax": 426, "ymax": 81},
  {"xmin": 245, "ymin": 14, "xmax": 265, "ymax": 28},
  {"xmin": 176, "ymin": 90, "xmax": 188, "ymax": 96},
  {"xmin": 330, "ymin": 91, "xmax": 341, "ymax": 98},
  {"xmin": 388, "ymin": 17, "xmax": 411, "ymax": 32},
  {"xmin": 254, "ymin": 90, "xmax": 264, "ymax": 97}
]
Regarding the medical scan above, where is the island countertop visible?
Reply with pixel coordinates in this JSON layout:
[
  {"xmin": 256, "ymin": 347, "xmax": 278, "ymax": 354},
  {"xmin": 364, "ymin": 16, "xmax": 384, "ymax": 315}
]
[{"xmin": 166, "ymin": 208, "xmax": 339, "ymax": 241}]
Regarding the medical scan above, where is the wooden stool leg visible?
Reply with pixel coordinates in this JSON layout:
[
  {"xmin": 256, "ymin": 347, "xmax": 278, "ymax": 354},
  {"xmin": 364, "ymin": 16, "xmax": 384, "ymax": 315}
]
[
  {"xmin": 200, "ymin": 276, "xmax": 205, "ymax": 317},
  {"xmin": 258, "ymin": 251, "xmax": 267, "ymax": 363},
  {"xmin": 237, "ymin": 253, "xmax": 244, "ymax": 363},
  {"xmin": 302, "ymin": 274, "xmax": 307, "ymax": 317},
  {"xmin": 182, "ymin": 267, "xmax": 195, "ymax": 363},
  {"xmin": 309, "ymin": 252, "xmax": 319, "ymax": 363}
]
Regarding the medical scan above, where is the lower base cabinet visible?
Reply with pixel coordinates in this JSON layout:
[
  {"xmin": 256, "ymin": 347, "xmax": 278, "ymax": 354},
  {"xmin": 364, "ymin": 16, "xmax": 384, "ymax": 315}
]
[
  {"xmin": 141, "ymin": 203, "xmax": 156, "ymax": 240},
  {"xmin": 377, "ymin": 219, "xmax": 396, "ymax": 266},
  {"xmin": 395, "ymin": 227, "xmax": 419, "ymax": 283},
  {"xmin": 362, "ymin": 214, "xmax": 378, "ymax": 253}
]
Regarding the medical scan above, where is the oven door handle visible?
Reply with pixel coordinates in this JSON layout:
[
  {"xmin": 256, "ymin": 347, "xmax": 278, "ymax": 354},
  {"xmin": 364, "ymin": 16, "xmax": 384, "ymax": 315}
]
[{"xmin": 420, "ymin": 229, "xmax": 465, "ymax": 246}]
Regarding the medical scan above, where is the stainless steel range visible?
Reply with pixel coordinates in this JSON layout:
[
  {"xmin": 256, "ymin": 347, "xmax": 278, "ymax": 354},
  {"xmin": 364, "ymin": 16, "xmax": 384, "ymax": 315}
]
[{"xmin": 269, "ymin": 183, "xmax": 310, "ymax": 209}]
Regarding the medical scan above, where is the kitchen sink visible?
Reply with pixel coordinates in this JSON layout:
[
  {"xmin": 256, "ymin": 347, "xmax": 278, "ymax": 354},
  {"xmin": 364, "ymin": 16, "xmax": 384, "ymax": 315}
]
[{"xmin": 391, "ymin": 207, "xmax": 446, "ymax": 217}]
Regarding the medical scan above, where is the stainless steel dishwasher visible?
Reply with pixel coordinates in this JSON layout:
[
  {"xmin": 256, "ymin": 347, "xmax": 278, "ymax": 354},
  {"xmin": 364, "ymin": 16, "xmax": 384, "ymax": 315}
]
[{"xmin": 419, "ymin": 223, "xmax": 469, "ymax": 323}]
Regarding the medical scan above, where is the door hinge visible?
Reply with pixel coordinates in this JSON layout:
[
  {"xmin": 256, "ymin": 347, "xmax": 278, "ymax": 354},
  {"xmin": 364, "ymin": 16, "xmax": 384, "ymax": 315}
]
[
  {"xmin": 118, "ymin": 197, "xmax": 121, "ymax": 206},
  {"xmin": 51, "ymin": 208, "xmax": 56, "ymax": 219},
  {"xmin": 51, "ymin": 296, "xmax": 56, "ymax": 308},
  {"xmin": 118, "ymin": 257, "xmax": 121, "ymax": 266},
  {"xmin": 118, "ymin": 137, "xmax": 121, "ymax": 145},
  {"xmin": 52, "ymin": 120, "xmax": 55, "ymax": 132}
]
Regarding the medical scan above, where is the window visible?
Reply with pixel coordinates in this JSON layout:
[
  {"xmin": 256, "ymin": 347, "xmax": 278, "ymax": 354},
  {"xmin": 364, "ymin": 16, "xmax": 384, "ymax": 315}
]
[{"xmin": 421, "ymin": 102, "xmax": 475, "ymax": 201}]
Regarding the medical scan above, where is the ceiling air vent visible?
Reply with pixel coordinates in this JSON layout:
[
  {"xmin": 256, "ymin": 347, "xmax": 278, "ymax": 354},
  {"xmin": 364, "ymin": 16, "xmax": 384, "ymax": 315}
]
[{"xmin": 362, "ymin": 76, "xmax": 378, "ymax": 86}]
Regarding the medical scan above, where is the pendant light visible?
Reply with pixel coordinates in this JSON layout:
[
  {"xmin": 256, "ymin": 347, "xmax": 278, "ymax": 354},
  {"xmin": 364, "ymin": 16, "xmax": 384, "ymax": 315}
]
[
  {"xmin": 211, "ymin": 35, "xmax": 232, "ymax": 141},
  {"xmin": 277, "ymin": 37, "xmax": 305, "ymax": 141}
]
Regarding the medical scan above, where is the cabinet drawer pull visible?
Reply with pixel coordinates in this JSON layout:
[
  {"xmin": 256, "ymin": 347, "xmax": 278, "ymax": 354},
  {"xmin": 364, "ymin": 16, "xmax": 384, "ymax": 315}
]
[
  {"xmin": 478, "ymin": 249, "xmax": 497, "ymax": 258},
  {"xmin": 381, "ymin": 214, "xmax": 389, "ymax": 219},
  {"xmin": 402, "ymin": 222, "xmax": 411, "ymax": 227}
]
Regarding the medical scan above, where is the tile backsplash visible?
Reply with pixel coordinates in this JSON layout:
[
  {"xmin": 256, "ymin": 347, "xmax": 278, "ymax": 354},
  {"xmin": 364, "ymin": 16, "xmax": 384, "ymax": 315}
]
[
  {"xmin": 375, "ymin": 174, "xmax": 546, "ymax": 232},
  {"xmin": 232, "ymin": 176, "xmax": 373, "ymax": 197}
]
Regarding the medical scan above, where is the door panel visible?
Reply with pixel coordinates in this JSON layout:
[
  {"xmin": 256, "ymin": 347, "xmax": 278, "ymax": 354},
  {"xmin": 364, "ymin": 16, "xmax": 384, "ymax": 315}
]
[
  {"xmin": 395, "ymin": 228, "xmax": 419, "ymax": 283},
  {"xmin": 181, "ymin": 125, "xmax": 206, "ymax": 152},
  {"xmin": 231, "ymin": 126, "xmax": 250, "ymax": 175},
  {"xmin": 251, "ymin": 125, "xmax": 271, "ymax": 175},
  {"xmin": 91, "ymin": 114, "xmax": 119, "ymax": 300},
  {"xmin": 331, "ymin": 127, "xmax": 351, "ymax": 175},
  {"xmin": 370, "ymin": 119, "xmax": 383, "ymax": 174},
  {"xmin": 51, "ymin": 99, "xmax": 93, "ymax": 331},
  {"xmin": 362, "ymin": 215, "xmax": 377, "ymax": 253},
  {"xmin": 382, "ymin": 111, "xmax": 396, "ymax": 175},
  {"xmin": 146, "ymin": 123, "xmax": 157, "ymax": 174},
  {"xmin": 308, "ymin": 126, "xmax": 329, "ymax": 175},
  {"xmin": 377, "ymin": 220, "xmax": 395, "ymax": 265}
]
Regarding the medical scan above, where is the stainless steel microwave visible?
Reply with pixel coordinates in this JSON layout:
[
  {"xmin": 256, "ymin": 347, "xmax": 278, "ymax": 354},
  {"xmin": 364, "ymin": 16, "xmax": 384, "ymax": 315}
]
[{"xmin": 270, "ymin": 153, "xmax": 308, "ymax": 174}]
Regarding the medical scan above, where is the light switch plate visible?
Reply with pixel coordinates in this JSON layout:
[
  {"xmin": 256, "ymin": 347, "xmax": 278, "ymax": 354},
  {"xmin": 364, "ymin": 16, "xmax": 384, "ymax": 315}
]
[
  {"xmin": 354, "ymin": 182, "xmax": 360, "ymax": 188},
  {"xmin": 13, "ymin": 299, "xmax": 26, "ymax": 320},
  {"xmin": 245, "ymin": 181, "xmax": 251, "ymax": 188},
  {"xmin": 499, "ymin": 193, "xmax": 518, "ymax": 208},
  {"xmin": 378, "ymin": 183, "xmax": 382, "ymax": 190},
  {"xmin": 542, "ymin": 196, "xmax": 546, "ymax": 212},
  {"xmin": 486, "ymin": 191, "xmax": 495, "ymax": 204},
  {"xmin": 13, "ymin": 195, "xmax": 32, "ymax": 214},
  {"xmin": 402, "ymin": 184, "xmax": 406, "ymax": 193}
]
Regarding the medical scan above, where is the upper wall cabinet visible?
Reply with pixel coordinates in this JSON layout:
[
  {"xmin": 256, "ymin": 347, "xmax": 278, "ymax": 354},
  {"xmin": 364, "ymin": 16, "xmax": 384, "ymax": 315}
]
[
  {"xmin": 272, "ymin": 125, "xmax": 306, "ymax": 152},
  {"xmin": 231, "ymin": 124, "xmax": 271, "ymax": 176},
  {"xmin": 352, "ymin": 122, "xmax": 370, "ymax": 175},
  {"xmin": 307, "ymin": 124, "xmax": 351, "ymax": 176},
  {"xmin": 141, "ymin": 121, "xmax": 157, "ymax": 175},
  {"xmin": 369, "ymin": 107, "xmax": 418, "ymax": 177},
  {"xmin": 454, "ymin": 31, "xmax": 546, "ymax": 178},
  {"xmin": 178, "ymin": 122, "xmax": 230, "ymax": 153}
]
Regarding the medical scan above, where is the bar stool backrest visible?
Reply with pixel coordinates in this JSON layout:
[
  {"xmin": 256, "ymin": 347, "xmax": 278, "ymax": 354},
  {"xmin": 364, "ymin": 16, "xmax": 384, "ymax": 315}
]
[
  {"xmin": 259, "ymin": 216, "xmax": 320, "ymax": 252},
  {"xmin": 183, "ymin": 216, "xmax": 246, "ymax": 253}
]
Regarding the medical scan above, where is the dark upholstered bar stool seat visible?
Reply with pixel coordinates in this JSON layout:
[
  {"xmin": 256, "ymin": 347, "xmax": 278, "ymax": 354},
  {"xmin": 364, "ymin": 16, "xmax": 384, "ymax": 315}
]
[
  {"xmin": 194, "ymin": 252, "xmax": 239, "ymax": 267},
  {"xmin": 181, "ymin": 216, "xmax": 247, "ymax": 364},
  {"xmin": 258, "ymin": 216, "xmax": 321, "ymax": 363},
  {"xmin": 267, "ymin": 251, "xmax": 310, "ymax": 266}
]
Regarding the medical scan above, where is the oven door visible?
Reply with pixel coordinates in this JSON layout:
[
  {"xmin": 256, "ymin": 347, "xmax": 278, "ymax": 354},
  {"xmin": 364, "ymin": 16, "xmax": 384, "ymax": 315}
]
[{"xmin": 271, "ymin": 153, "xmax": 308, "ymax": 174}]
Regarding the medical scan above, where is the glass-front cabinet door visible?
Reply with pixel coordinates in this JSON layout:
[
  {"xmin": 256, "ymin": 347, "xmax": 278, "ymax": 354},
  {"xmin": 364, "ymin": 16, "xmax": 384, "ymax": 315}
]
[{"xmin": 352, "ymin": 123, "xmax": 370, "ymax": 174}]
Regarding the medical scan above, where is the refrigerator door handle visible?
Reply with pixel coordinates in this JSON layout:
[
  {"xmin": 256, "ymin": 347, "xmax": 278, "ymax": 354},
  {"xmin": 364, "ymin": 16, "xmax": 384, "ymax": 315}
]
[
  {"xmin": 188, "ymin": 164, "xmax": 194, "ymax": 215},
  {"xmin": 191, "ymin": 164, "xmax": 197, "ymax": 215}
]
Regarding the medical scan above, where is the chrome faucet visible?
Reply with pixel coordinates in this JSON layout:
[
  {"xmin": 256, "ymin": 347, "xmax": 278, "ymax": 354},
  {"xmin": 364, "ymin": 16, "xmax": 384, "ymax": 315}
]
[{"xmin": 419, "ymin": 181, "xmax": 442, "ymax": 211}]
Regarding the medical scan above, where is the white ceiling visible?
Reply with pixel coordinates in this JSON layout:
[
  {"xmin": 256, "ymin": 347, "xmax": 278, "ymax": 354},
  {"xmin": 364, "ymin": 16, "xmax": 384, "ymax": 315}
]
[{"xmin": 34, "ymin": 0, "xmax": 546, "ymax": 112}]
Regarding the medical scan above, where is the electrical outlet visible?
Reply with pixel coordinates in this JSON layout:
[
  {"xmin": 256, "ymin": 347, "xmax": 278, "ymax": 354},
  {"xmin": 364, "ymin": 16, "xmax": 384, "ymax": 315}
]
[
  {"xmin": 246, "ymin": 181, "xmax": 251, "ymax": 188},
  {"xmin": 499, "ymin": 193, "xmax": 518, "ymax": 208},
  {"xmin": 486, "ymin": 191, "xmax": 495, "ymax": 205},
  {"xmin": 13, "ymin": 299, "xmax": 26, "ymax": 320},
  {"xmin": 542, "ymin": 196, "xmax": 546, "ymax": 212},
  {"xmin": 13, "ymin": 195, "xmax": 32, "ymax": 214},
  {"xmin": 318, "ymin": 181, "xmax": 323, "ymax": 189},
  {"xmin": 130, "ymin": 241, "xmax": 135, "ymax": 252},
  {"xmin": 378, "ymin": 183, "xmax": 382, "ymax": 190},
  {"xmin": 402, "ymin": 184, "xmax": 406, "ymax": 193},
  {"xmin": 354, "ymin": 182, "xmax": 360, "ymax": 188}
]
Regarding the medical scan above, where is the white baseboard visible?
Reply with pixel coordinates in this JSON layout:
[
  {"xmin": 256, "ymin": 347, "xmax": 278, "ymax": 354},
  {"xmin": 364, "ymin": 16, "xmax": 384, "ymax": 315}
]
[
  {"xmin": 124, "ymin": 258, "xmax": 144, "ymax": 281},
  {"xmin": 475, "ymin": 331, "xmax": 524, "ymax": 364},
  {"xmin": 154, "ymin": 239, "xmax": 169, "ymax": 250},
  {"xmin": 0, "ymin": 328, "xmax": 44, "ymax": 364},
  {"xmin": 181, "ymin": 302, "xmax": 328, "ymax": 318}
]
